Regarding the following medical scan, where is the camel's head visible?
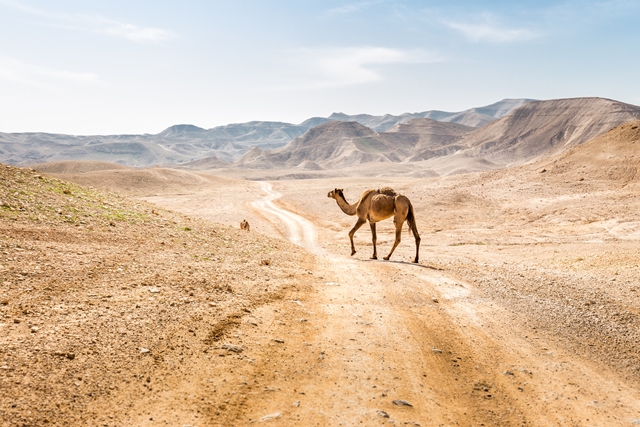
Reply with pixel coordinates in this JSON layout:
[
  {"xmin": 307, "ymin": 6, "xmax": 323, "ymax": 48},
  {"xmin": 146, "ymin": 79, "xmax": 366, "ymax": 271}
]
[{"xmin": 327, "ymin": 188, "xmax": 343, "ymax": 199}]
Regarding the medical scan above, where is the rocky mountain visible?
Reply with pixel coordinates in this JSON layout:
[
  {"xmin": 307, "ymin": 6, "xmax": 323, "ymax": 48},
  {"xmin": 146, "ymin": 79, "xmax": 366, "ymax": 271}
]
[
  {"xmin": 0, "ymin": 121, "xmax": 311, "ymax": 167},
  {"xmin": 239, "ymin": 97, "xmax": 640, "ymax": 174},
  {"xmin": 326, "ymin": 98, "xmax": 536, "ymax": 131},
  {"xmin": 0, "ymin": 99, "xmax": 533, "ymax": 168},
  {"xmin": 383, "ymin": 119, "xmax": 475, "ymax": 161},
  {"xmin": 236, "ymin": 121, "xmax": 401, "ymax": 170},
  {"xmin": 459, "ymin": 97, "xmax": 640, "ymax": 165}
]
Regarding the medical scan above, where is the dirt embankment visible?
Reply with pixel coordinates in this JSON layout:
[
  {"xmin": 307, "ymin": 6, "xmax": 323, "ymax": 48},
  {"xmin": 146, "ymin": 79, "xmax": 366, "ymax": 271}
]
[{"xmin": 0, "ymin": 164, "xmax": 316, "ymax": 426}]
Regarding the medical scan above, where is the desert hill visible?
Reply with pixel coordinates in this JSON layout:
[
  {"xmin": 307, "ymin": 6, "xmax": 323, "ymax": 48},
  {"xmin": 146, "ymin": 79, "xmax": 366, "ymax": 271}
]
[
  {"xmin": 32, "ymin": 163, "xmax": 243, "ymax": 196},
  {"xmin": 29, "ymin": 160, "xmax": 131, "ymax": 174},
  {"xmin": 0, "ymin": 162, "xmax": 314, "ymax": 426},
  {"xmin": 460, "ymin": 97, "xmax": 640, "ymax": 165},
  {"xmin": 384, "ymin": 118, "xmax": 475, "ymax": 161},
  {"xmin": 238, "ymin": 97, "xmax": 640, "ymax": 176},
  {"xmin": 0, "ymin": 99, "xmax": 532, "ymax": 168},
  {"xmin": 327, "ymin": 98, "xmax": 535, "ymax": 131},
  {"xmin": 530, "ymin": 119, "xmax": 640, "ymax": 186},
  {"xmin": 0, "ymin": 131, "xmax": 178, "ymax": 167},
  {"xmin": 425, "ymin": 119, "xmax": 640, "ymax": 238},
  {"xmin": 236, "ymin": 119, "xmax": 479, "ymax": 170},
  {"xmin": 0, "ymin": 122, "xmax": 307, "ymax": 168},
  {"xmin": 236, "ymin": 121, "xmax": 402, "ymax": 170},
  {"xmin": 171, "ymin": 155, "xmax": 228, "ymax": 170}
]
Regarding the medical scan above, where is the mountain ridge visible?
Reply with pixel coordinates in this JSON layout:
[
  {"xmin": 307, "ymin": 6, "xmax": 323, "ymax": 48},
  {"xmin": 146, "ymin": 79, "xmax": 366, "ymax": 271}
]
[
  {"xmin": 0, "ymin": 99, "xmax": 533, "ymax": 167},
  {"xmin": 237, "ymin": 97, "xmax": 640, "ymax": 175}
]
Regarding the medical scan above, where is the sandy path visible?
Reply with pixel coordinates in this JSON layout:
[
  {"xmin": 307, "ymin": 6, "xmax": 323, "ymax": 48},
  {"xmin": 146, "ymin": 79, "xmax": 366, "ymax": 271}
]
[
  {"xmin": 232, "ymin": 182, "xmax": 640, "ymax": 426},
  {"xmin": 250, "ymin": 182, "xmax": 318, "ymax": 253}
]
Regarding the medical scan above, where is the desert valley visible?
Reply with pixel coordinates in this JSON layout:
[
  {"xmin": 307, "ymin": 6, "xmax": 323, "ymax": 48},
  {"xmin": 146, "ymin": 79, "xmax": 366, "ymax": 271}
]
[{"xmin": 2, "ymin": 97, "xmax": 640, "ymax": 426}]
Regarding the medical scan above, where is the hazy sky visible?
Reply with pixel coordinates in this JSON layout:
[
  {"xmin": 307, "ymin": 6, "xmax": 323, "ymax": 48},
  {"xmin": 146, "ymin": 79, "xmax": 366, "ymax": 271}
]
[{"xmin": 1, "ymin": 0, "xmax": 639, "ymax": 134}]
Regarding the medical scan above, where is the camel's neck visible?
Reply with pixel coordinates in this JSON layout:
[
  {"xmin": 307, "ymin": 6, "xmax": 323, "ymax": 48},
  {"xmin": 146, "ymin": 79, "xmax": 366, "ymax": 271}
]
[{"xmin": 334, "ymin": 193, "xmax": 357, "ymax": 216}]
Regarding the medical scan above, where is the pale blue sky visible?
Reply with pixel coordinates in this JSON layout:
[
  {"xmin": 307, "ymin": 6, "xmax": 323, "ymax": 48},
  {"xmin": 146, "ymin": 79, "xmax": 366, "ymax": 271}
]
[{"xmin": 1, "ymin": 0, "xmax": 639, "ymax": 134}]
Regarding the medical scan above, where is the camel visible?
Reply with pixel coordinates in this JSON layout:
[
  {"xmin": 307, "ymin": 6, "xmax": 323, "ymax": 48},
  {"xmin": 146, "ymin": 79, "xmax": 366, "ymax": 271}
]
[
  {"xmin": 327, "ymin": 187, "xmax": 420, "ymax": 263},
  {"xmin": 240, "ymin": 219, "xmax": 250, "ymax": 231}
]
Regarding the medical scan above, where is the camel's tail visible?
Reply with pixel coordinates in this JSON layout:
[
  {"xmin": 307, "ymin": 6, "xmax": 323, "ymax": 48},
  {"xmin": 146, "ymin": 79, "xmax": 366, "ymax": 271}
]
[{"xmin": 406, "ymin": 201, "xmax": 417, "ymax": 237}]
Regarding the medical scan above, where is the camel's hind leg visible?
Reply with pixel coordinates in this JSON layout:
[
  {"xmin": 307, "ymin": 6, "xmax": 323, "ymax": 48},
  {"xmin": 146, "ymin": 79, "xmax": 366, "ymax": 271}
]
[
  {"xmin": 349, "ymin": 218, "xmax": 366, "ymax": 256},
  {"xmin": 383, "ymin": 216, "xmax": 403, "ymax": 261},
  {"xmin": 369, "ymin": 221, "xmax": 378, "ymax": 259},
  {"xmin": 412, "ymin": 223, "xmax": 421, "ymax": 263}
]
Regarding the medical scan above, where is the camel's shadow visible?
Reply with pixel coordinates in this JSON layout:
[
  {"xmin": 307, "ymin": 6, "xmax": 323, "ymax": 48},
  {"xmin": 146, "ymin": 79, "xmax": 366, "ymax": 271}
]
[{"xmin": 361, "ymin": 258, "xmax": 444, "ymax": 271}]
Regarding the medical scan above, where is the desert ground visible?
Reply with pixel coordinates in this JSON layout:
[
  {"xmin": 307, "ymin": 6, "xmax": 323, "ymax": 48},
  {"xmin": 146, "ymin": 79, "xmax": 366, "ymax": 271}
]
[{"xmin": 3, "ymin": 122, "xmax": 640, "ymax": 426}]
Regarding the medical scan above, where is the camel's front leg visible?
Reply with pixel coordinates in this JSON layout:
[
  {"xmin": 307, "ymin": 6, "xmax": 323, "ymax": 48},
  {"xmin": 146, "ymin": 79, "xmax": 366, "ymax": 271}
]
[
  {"xmin": 369, "ymin": 221, "xmax": 377, "ymax": 259},
  {"xmin": 384, "ymin": 219, "xmax": 403, "ymax": 261},
  {"xmin": 348, "ymin": 218, "xmax": 366, "ymax": 256}
]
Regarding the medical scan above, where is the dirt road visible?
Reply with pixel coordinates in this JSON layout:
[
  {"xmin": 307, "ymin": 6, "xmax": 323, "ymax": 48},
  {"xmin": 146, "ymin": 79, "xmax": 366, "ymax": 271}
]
[
  {"xmin": 215, "ymin": 182, "xmax": 640, "ymax": 426},
  {"xmin": 12, "ymin": 163, "xmax": 639, "ymax": 426},
  {"xmin": 249, "ymin": 182, "xmax": 318, "ymax": 253}
]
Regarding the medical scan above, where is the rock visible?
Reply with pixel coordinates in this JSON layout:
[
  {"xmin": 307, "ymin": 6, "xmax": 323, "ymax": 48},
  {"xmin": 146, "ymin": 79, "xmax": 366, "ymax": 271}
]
[
  {"xmin": 260, "ymin": 412, "xmax": 281, "ymax": 422},
  {"xmin": 377, "ymin": 410, "xmax": 390, "ymax": 418},
  {"xmin": 272, "ymin": 339, "xmax": 285, "ymax": 344},
  {"xmin": 221, "ymin": 343, "xmax": 243, "ymax": 353},
  {"xmin": 208, "ymin": 302, "xmax": 217, "ymax": 307},
  {"xmin": 30, "ymin": 326, "xmax": 38, "ymax": 333},
  {"xmin": 140, "ymin": 348, "xmax": 150, "ymax": 353},
  {"xmin": 53, "ymin": 351, "xmax": 75, "ymax": 360},
  {"xmin": 393, "ymin": 399, "xmax": 413, "ymax": 407},
  {"xmin": 539, "ymin": 168, "xmax": 547, "ymax": 173},
  {"xmin": 432, "ymin": 348, "xmax": 442, "ymax": 353},
  {"xmin": 432, "ymin": 297, "xmax": 439, "ymax": 303},
  {"xmin": 300, "ymin": 318, "xmax": 307, "ymax": 322},
  {"xmin": 0, "ymin": 299, "xmax": 8, "ymax": 305},
  {"xmin": 260, "ymin": 259, "xmax": 271, "ymax": 266},
  {"xmin": 149, "ymin": 288, "xmax": 160, "ymax": 293},
  {"xmin": 293, "ymin": 400, "xmax": 300, "ymax": 407}
]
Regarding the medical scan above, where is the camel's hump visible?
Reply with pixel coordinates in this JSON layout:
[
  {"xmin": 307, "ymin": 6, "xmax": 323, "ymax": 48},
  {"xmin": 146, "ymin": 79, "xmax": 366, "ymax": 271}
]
[{"xmin": 378, "ymin": 187, "xmax": 397, "ymax": 196}]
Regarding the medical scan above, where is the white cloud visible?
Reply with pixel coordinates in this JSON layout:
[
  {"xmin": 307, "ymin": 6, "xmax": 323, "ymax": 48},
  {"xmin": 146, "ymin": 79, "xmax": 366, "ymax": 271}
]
[
  {"xmin": 325, "ymin": 1, "xmax": 381, "ymax": 16},
  {"xmin": 0, "ymin": 56, "xmax": 97, "ymax": 91},
  {"xmin": 100, "ymin": 22, "xmax": 175, "ymax": 43},
  {"xmin": 276, "ymin": 46, "xmax": 441, "ymax": 90},
  {"xmin": 444, "ymin": 13, "xmax": 538, "ymax": 43},
  {"xmin": 0, "ymin": 0, "xmax": 175, "ymax": 44}
]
